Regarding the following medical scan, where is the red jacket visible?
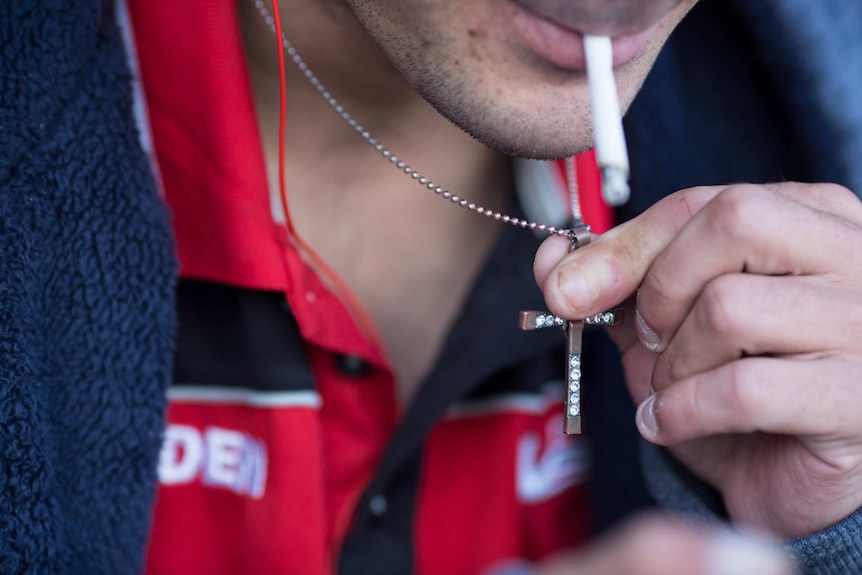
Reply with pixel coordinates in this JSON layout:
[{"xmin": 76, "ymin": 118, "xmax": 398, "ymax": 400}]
[{"xmin": 126, "ymin": 2, "xmax": 612, "ymax": 573}]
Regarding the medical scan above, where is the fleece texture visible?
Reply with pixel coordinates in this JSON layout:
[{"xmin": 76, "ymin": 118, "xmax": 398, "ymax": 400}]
[
  {"xmin": 0, "ymin": 0, "xmax": 860, "ymax": 573},
  {"xmin": 0, "ymin": 1, "xmax": 176, "ymax": 573}
]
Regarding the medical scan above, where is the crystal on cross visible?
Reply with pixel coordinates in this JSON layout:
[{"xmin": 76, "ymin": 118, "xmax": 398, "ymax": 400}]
[{"xmin": 518, "ymin": 307, "xmax": 624, "ymax": 435}]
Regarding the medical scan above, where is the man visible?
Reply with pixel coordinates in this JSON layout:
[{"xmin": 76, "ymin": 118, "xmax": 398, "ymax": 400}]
[{"xmin": 1, "ymin": 0, "xmax": 861, "ymax": 574}]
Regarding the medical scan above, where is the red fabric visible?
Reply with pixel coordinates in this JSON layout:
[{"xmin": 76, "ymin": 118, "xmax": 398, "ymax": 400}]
[
  {"xmin": 146, "ymin": 404, "xmax": 328, "ymax": 575},
  {"xmin": 129, "ymin": 3, "xmax": 392, "ymax": 571},
  {"xmin": 128, "ymin": 1, "xmax": 284, "ymax": 290},
  {"xmin": 576, "ymin": 150, "xmax": 615, "ymax": 234},
  {"xmin": 129, "ymin": 1, "xmax": 601, "ymax": 573},
  {"xmin": 128, "ymin": 0, "xmax": 386, "ymax": 364},
  {"xmin": 554, "ymin": 151, "xmax": 615, "ymax": 235},
  {"xmin": 417, "ymin": 407, "xmax": 591, "ymax": 575},
  {"xmin": 307, "ymin": 348, "xmax": 400, "ymax": 567}
]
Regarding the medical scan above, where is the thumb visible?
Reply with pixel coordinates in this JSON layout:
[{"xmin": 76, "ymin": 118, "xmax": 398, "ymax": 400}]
[
  {"xmin": 536, "ymin": 186, "xmax": 719, "ymax": 320},
  {"xmin": 485, "ymin": 515, "xmax": 796, "ymax": 575}
]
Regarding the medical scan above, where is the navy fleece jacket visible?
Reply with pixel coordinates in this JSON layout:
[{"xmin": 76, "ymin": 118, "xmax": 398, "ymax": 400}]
[
  {"xmin": 0, "ymin": 1, "xmax": 175, "ymax": 573},
  {"xmin": 1, "ymin": 0, "xmax": 861, "ymax": 573}
]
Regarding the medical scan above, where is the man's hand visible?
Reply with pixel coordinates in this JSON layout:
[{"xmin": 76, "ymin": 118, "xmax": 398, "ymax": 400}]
[
  {"xmin": 486, "ymin": 514, "xmax": 793, "ymax": 575},
  {"xmin": 535, "ymin": 183, "xmax": 862, "ymax": 538}
]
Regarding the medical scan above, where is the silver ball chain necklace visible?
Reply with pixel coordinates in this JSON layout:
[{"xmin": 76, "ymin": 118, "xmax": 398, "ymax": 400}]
[
  {"xmin": 252, "ymin": 0, "xmax": 627, "ymax": 435},
  {"xmin": 251, "ymin": 0, "xmax": 587, "ymax": 238}
]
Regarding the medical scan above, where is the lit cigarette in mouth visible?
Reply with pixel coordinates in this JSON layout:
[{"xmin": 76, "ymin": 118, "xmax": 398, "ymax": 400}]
[{"xmin": 584, "ymin": 35, "xmax": 631, "ymax": 207}]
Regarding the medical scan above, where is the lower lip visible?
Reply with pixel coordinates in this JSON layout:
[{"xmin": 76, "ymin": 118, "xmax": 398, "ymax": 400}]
[{"xmin": 508, "ymin": 3, "xmax": 655, "ymax": 71}]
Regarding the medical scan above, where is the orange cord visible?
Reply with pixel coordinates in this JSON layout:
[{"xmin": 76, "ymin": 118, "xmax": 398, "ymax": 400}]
[{"xmin": 269, "ymin": 0, "xmax": 292, "ymax": 232}]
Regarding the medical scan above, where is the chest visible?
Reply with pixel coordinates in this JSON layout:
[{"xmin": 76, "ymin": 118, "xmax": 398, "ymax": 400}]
[
  {"xmin": 149, "ymin": 277, "xmax": 593, "ymax": 575},
  {"xmin": 293, "ymin": 190, "xmax": 503, "ymax": 404}
]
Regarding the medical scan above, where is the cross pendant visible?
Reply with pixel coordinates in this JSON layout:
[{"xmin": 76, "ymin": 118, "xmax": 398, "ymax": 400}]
[{"xmin": 519, "ymin": 225, "xmax": 625, "ymax": 434}]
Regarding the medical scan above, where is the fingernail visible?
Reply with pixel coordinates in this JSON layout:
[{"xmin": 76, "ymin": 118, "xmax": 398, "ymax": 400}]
[
  {"xmin": 558, "ymin": 263, "xmax": 596, "ymax": 314},
  {"xmin": 635, "ymin": 309, "xmax": 663, "ymax": 352},
  {"xmin": 558, "ymin": 258, "xmax": 617, "ymax": 315},
  {"xmin": 636, "ymin": 394, "xmax": 659, "ymax": 438},
  {"xmin": 707, "ymin": 534, "xmax": 794, "ymax": 575}
]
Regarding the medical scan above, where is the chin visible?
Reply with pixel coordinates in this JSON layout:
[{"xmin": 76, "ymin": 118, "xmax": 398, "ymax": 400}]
[
  {"xmin": 465, "ymin": 122, "xmax": 595, "ymax": 161},
  {"xmin": 345, "ymin": 0, "xmax": 689, "ymax": 158},
  {"xmin": 405, "ymin": 28, "xmax": 667, "ymax": 159},
  {"xmin": 411, "ymin": 62, "xmax": 643, "ymax": 161}
]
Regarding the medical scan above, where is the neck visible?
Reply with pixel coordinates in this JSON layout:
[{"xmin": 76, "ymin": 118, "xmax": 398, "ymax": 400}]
[
  {"xmin": 238, "ymin": 0, "xmax": 508, "ymax": 206},
  {"xmin": 241, "ymin": 0, "xmax": 413, "ymax": 129},
  {"xmin": 238, "ymin": 0, "xmax": 511, "ymax": 403}
]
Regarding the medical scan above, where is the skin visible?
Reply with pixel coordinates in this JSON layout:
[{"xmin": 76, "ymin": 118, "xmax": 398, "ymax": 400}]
[
  {"xmin": 341, "ymin": 0, "xmax": 697, "ymax": 158},
  {"xmin": 513, "ymin": 0, "xmax": 687, "ymax": 35},
  {"xmin": 238, "ymin": 0, "xmax": 697, "ymax": 402},
  {"xmin": 239, "ymin": 0, "xmax": 856, "ymax": 572},
  {"xmin": 240, "ymin": 0, "xmax": 514, "ymax": 400},
  {"xmin": 536, "ymin": 182, "xmax": 862, "ymax": 540},
  {"xmin": 530, "ymin": 514, "xmax": 792, "ymax": 575},
  {"xmin": 338, "ymin": 0, "xmax": 862, "ymax": 545}
]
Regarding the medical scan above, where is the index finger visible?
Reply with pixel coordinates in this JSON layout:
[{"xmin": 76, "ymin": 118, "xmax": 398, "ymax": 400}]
[
  {"xmin": 638, "ymin": 183, "xmax": 862, "ymax": 352},
  {"xmin": 537, "ymin": 182, "xmax": 862, "ymax": 321}
]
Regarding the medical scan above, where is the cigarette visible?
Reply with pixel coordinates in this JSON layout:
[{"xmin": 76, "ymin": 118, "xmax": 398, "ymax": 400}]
[{"xmin": 584, "ymin": 35, "xmax": 631, "ymax": 207}]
